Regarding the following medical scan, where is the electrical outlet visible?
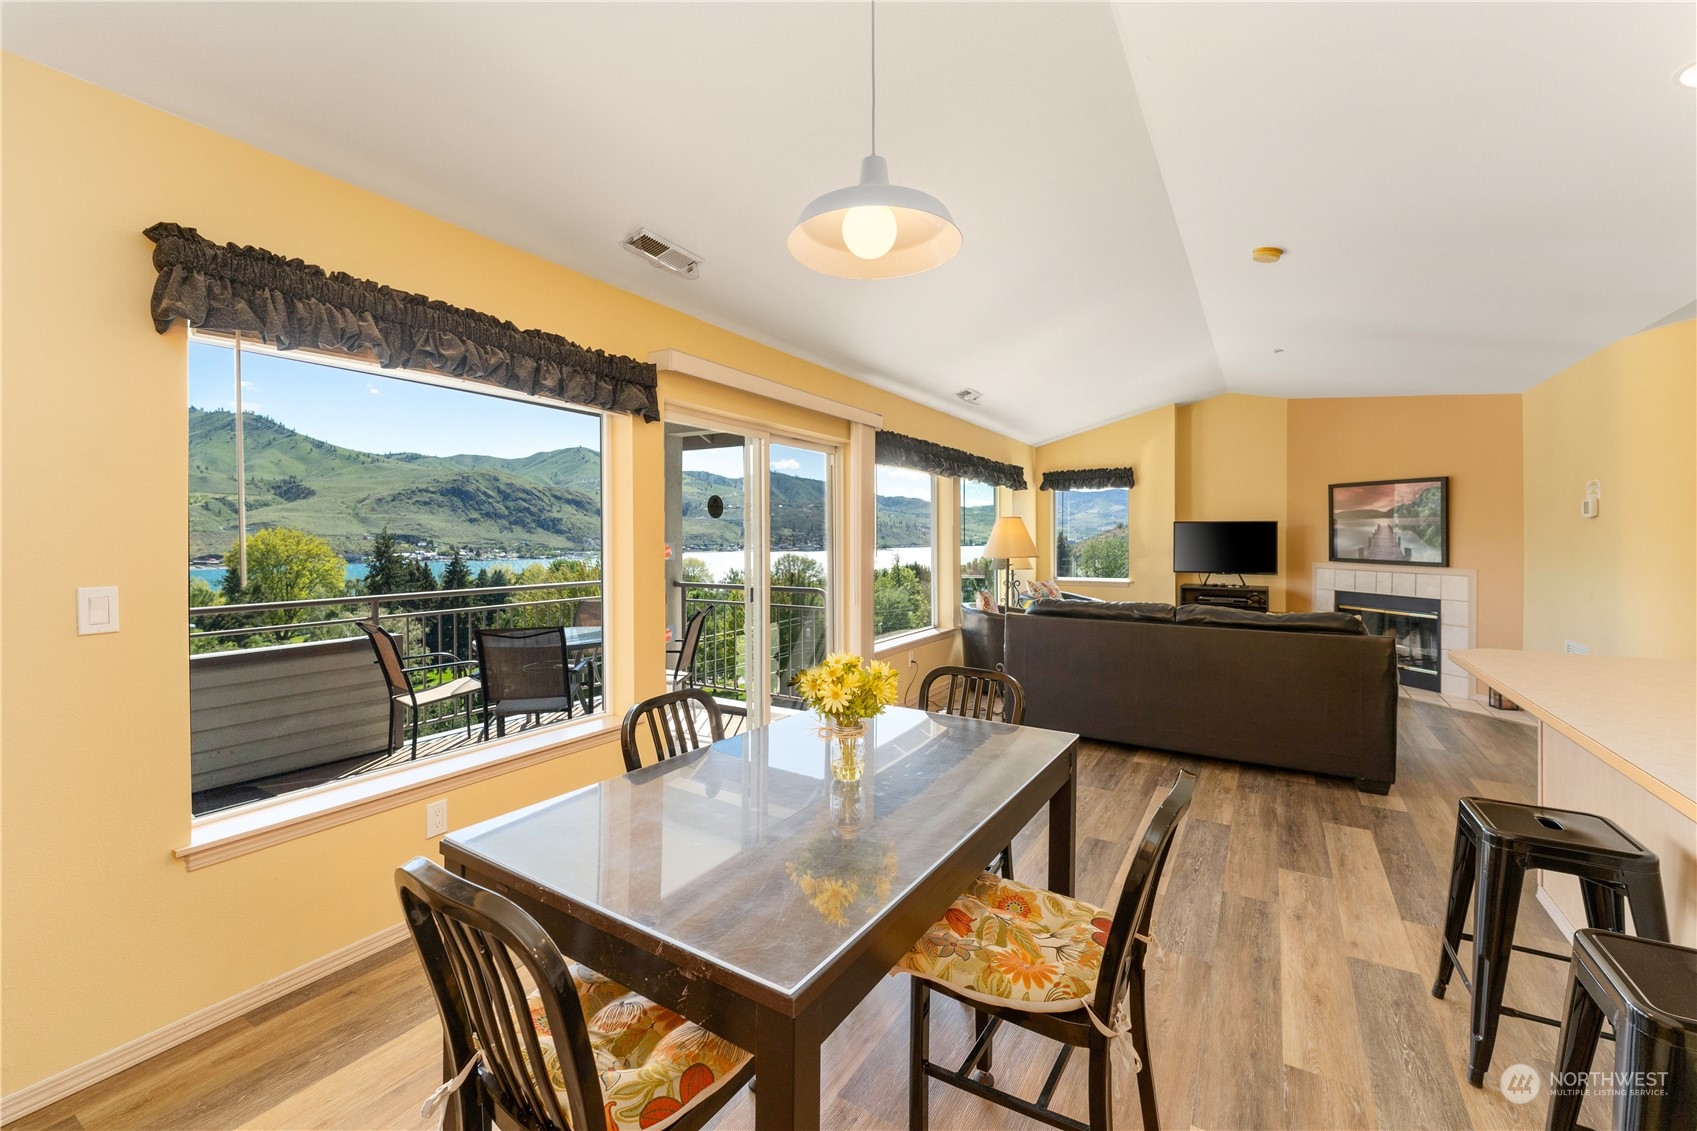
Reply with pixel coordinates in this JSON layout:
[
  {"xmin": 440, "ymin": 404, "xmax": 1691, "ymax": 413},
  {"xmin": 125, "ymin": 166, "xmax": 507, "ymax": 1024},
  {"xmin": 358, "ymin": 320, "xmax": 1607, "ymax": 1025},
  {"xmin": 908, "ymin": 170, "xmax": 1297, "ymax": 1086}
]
[
  {"xmin": 907, "ymin": 652, "xmax": 917, "ymax": 667},
  {"xmin": 425, "ymin": 799, "xmax": 448, "ymax": 838}
]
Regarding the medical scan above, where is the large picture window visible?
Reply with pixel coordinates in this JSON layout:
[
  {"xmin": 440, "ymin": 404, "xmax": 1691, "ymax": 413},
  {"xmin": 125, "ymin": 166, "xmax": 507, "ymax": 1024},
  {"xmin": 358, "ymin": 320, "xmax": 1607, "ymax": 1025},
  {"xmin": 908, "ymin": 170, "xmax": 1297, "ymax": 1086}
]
[
  {"xmin": 873, "ymin": 464, "xmax": 936, "ymax": 638},
  {"xmin": 187, "ymin": 335, "xmax": 606, "ymax": 815},
  {"xmin": 1053, "ymin": 487, "xmax": 1129, "ymax": 580}
]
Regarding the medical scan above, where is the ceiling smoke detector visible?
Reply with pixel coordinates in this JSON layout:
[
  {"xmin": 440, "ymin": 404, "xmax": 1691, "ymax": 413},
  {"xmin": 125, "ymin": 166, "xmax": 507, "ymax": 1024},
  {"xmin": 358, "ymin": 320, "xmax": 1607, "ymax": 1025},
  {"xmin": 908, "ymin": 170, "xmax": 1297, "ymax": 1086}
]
[
  {"xmin": 954, "ymin": 388, "xmax": 984, "ymax": 406},
  {"xmin": 623, "ymin": 228, "xmax": 701, "ymax": 279}
]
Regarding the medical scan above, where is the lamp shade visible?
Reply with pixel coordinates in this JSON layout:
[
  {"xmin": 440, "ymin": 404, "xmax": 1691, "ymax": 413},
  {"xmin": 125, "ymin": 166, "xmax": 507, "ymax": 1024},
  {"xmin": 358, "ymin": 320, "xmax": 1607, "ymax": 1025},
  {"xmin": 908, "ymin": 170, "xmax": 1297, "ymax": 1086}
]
[
  {"xmin": 788, "ymin": 155, "xmax": 962, "ymax": 279},
  {"xmin": 984, "ymin": 516, "xmax": 1038, "ymax": 562}
]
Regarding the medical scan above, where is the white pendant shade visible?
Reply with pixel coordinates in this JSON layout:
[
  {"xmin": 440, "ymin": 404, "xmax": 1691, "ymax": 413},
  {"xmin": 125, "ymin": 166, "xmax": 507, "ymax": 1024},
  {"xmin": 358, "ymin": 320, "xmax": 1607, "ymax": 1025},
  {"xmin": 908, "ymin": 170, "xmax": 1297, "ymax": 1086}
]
[{"xmin": 788, "ymin": 155, "xmax": 962, "ymax": 279}]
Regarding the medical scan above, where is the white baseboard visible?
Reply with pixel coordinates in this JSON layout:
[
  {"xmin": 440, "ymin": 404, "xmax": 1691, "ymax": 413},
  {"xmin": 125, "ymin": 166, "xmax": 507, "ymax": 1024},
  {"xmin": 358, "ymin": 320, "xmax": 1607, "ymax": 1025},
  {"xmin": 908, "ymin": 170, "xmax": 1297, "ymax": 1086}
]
[
  {"xmin": 1536, "ymin": 882, "xmax": 1577, "ymax": 942},
  {"xmin": 0, "ymin": 922, "xmax": 410, "ymax": 1123}
]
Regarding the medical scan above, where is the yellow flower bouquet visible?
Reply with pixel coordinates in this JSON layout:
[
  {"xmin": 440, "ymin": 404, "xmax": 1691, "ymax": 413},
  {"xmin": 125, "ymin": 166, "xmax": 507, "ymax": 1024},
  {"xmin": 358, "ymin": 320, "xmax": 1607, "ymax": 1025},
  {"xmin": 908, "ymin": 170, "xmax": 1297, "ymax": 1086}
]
[{"xmin": 791, "ymin": 652, "xmax": 899, "ymax": 728}]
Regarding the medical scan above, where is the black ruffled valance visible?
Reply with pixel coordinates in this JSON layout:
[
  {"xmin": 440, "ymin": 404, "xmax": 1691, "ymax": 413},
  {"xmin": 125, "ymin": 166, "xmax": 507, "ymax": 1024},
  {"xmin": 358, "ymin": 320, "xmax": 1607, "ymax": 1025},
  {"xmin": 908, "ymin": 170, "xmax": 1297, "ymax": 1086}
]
[
  {"xmin": 1039, "ymin": 467, "xmax": 1136, "ymax": 491},
  {"xmin": 144, "ymin": 223, "xmax": 659, "ymax": 421},
  {"xmin": 875, "ymin": 431, "xmax": 1028, "ymax": 490}
]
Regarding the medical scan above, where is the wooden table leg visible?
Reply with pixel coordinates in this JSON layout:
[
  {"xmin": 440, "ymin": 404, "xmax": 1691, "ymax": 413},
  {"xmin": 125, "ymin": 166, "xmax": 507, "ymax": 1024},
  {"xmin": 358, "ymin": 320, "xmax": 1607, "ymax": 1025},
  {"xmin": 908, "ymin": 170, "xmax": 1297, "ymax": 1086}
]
[
  {"xmin": 1047, "ymin": 741, "xmax": 1078, "ymax": 896},
  {"xmin": 754, "ymin": 1005, "xmax": 822, "ymax": 1131}
]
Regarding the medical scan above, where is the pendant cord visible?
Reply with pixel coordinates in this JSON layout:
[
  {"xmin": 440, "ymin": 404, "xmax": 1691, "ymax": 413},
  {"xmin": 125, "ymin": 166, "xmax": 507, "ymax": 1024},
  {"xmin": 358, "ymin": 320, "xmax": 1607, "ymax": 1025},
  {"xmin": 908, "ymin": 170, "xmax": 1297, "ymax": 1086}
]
[{"xmin": 869, "ymin": 0, "xmax": 877, "ymax": 155}]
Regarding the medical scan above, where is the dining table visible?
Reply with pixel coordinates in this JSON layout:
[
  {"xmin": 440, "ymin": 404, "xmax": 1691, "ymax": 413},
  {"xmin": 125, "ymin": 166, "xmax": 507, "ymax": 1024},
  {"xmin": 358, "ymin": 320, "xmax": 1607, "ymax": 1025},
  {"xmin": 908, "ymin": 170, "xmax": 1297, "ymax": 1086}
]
[{"xmin": 439, "ymin": 704, "xmax": 1080, "ymax": 1130}]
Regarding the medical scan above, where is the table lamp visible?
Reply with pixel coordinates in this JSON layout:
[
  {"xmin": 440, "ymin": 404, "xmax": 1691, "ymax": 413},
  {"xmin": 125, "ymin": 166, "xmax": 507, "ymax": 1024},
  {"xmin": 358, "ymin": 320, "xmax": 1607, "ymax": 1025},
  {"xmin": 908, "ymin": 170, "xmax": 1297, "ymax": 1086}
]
[{"xmin": 984, "ymin": 516, "xmax": 1038, "ymax": 611}]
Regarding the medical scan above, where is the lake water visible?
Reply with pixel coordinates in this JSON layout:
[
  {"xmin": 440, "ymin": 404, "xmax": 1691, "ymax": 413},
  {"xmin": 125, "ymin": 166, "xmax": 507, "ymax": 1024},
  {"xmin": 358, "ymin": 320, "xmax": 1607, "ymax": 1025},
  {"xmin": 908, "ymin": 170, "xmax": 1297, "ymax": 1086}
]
[
  {"xmin": 189, "ymin": 545, "xmax": 990, "ymax": 588},
  {"xmin": 189, "ymin": 557, "xmax": 569, "ymax": 587},
  {"xmin": 679, "ymin": 546, "xmax": 986, "ymax": 582}
]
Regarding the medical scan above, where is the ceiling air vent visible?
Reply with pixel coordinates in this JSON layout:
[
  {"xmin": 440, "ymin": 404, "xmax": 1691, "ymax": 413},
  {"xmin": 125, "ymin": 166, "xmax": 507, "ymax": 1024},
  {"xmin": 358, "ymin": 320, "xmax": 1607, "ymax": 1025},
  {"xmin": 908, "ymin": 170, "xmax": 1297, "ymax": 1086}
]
[
  {"xmin": 623, "ymin": 228, "xmax": 701, "ymax": 280},
  {"xmin": 954, "ymin": 388, "xmax": 984, "ymax": 406}
]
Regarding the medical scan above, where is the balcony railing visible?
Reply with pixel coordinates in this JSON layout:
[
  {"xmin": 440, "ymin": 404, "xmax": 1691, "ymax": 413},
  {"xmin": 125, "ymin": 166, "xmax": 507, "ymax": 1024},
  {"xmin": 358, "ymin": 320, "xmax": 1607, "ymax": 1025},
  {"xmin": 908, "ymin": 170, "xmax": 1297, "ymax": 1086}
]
[
  {"xmin": 187, "ymin": 581, "xmax": 602, "ymax": 809},
  {"xmin": 676, "ymin": 582, "xmax": 827, "ymax": 705}
]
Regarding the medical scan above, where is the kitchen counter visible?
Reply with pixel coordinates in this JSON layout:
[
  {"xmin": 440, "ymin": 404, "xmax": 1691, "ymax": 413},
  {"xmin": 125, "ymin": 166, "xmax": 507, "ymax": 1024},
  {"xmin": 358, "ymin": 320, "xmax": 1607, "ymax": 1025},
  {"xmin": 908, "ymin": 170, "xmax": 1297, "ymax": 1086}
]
[{"xmin": 1450, "ymin": 648, "xmax": 1696, "ymax": 946}]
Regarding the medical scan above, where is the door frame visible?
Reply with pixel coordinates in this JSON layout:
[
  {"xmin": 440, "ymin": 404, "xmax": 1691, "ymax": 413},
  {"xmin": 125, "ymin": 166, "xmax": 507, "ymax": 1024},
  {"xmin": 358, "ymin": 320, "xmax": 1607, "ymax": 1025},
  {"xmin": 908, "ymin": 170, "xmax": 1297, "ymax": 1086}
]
[{"xmin": 664, "ymin": 403, "xmax": 844, "ymax": 728}]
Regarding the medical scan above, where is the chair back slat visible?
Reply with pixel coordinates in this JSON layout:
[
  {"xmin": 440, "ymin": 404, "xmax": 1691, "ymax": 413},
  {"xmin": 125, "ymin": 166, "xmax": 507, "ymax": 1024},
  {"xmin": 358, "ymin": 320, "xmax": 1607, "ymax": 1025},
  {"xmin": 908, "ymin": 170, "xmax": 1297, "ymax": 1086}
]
[
  {"xmin": 918, "ymin": 665, "xmax": 1025, "ymax": 725},
  {"xmin": 358, "ymin": 620, "xmax": 412, "ymax": 695},
  {"xmin": 1092, "ymin": 769, "xmax": 1198, "ymax": 1019},
  {"xmin": 622, "ymin": 688, "xmax": 726, "ymax": 772},
  {"xmin": 397, "ymin": 858, "xmax": 605, "ymax": 1131}
]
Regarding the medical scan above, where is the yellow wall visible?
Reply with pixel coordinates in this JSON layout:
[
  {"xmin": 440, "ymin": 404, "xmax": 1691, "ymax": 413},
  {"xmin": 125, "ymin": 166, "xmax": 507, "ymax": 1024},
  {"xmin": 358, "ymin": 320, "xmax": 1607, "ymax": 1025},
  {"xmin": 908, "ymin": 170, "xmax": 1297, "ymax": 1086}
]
[
  {"xmin": 0, "ymin": 55, "xmax": 1029, "ymax": 1095},
  {"xmin": 1522, "ymin": 320, "xmax": 1696, "ymax": 659},
  {"xmin": 1175, "ymin": 394, "xmax": 1289, "ymax": 610},
  {"xmin": 1285, "ymin": 395, "xmax": 1525, "ymax": 653},
  {"xmin": 1034, "ymin": 405, "xmax": 1177, "ymax": 603}
]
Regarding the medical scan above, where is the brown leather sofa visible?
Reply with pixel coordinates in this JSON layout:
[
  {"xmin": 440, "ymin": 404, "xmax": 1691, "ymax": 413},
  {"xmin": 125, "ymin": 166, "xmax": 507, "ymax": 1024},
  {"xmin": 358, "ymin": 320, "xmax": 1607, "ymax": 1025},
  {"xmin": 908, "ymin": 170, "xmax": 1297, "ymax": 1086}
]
[{"xmin": 1003, "ymin": 600, "xmax": 1398, "ymax": 792}]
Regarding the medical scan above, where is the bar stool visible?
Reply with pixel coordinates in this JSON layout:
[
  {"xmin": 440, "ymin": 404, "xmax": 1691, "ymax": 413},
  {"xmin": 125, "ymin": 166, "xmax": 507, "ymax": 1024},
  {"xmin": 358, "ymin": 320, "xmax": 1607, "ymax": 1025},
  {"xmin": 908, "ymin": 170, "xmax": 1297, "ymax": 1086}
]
[
  {"xmin": 1430, "ymin": 797, "xmax": 1669, "ymax": 1087},
  {"xmin": 1547, "ymin": 929, "xmax": 1696, "ymax": 1131}
]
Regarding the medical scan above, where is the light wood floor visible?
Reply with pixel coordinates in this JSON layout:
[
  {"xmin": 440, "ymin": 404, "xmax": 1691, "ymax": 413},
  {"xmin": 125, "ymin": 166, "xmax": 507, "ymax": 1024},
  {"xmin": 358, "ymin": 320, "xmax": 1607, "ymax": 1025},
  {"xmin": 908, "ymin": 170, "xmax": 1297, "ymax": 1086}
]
[{"xmin": 9, "ymin": 697, "xmax": 1622, "ymax": 1131}]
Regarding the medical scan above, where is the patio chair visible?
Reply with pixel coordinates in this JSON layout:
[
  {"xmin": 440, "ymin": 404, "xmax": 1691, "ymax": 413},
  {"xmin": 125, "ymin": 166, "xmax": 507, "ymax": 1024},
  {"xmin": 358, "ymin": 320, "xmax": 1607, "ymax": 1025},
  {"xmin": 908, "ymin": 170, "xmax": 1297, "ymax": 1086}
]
[
  {"xmin": 357, "ymin": 620, "xmax": 482, "ymax": 760},
  {"xmin": 476, "ymin": 626, "xmax": 575, "ymax": 739},
  {"xmin": 571, "ymin": 599, "xmax": 603, "ymax": 713},
  {"xmin": 665, "ymin": 609, "xmax": 708, "ymax": 690}
]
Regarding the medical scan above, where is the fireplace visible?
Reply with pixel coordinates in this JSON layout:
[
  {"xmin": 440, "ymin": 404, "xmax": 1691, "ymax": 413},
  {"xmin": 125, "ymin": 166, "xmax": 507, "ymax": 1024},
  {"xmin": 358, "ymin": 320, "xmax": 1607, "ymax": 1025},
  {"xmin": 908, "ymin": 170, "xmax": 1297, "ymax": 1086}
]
[{"xmin": 1335, "ymin": 590, "xmax": 1442, "ymax": 690}]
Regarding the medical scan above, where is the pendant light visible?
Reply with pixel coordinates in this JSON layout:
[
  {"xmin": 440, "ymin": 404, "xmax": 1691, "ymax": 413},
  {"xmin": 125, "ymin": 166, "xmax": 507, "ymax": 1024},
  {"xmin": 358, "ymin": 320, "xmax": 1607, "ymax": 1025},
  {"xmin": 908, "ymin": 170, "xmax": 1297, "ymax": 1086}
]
[{"xmin": 787, "ymin": 1, "xmax": 961, "ymax": 279}]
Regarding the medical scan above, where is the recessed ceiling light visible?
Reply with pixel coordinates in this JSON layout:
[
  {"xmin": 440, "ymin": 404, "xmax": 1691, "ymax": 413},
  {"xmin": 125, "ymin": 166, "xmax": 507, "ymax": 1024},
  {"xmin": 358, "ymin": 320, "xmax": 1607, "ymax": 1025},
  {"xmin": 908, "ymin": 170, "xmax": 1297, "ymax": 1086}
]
[
  {"xmin": 1680, "ymin": 63, "xmax": 1697, "ymax": 88},
  {"xmin": 1252, "ymin": 246, "xmax": 1285, "ymax": 264}
]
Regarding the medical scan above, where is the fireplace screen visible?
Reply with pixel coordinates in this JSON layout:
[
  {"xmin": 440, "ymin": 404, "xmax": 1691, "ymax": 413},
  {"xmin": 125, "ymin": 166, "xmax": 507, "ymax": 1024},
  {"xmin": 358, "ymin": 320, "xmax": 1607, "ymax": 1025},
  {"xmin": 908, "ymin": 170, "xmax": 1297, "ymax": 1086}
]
[{"xmin": 1335, "ymin": 592, "xmax": 1442, "ymax": 691}]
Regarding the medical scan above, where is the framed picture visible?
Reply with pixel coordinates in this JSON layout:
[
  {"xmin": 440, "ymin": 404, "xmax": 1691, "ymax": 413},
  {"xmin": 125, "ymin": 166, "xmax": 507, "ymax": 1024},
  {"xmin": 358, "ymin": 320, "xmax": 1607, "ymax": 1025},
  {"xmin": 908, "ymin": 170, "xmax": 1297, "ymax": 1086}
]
[{"xmin": 1328, "ymin": 477, "xmax": 1449, "ymax": 566}]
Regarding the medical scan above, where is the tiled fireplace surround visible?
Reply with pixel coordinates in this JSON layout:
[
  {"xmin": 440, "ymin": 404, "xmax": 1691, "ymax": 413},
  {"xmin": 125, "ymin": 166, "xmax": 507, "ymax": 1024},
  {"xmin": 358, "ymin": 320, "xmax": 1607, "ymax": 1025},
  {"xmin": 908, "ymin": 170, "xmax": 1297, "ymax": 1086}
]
[{"xmin": 1312, "ymin": 564, "xmax": 1475, "ymax": 700}]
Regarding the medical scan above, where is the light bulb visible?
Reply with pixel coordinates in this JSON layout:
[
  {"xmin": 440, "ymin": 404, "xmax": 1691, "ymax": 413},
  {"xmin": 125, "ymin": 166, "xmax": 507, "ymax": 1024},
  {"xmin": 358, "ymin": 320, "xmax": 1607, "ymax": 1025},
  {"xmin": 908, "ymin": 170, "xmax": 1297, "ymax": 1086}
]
[
  {"xmin": 1681, "ymin": 63, "xmax": 1697, "ymax": 89},
  {"xmin": 842, "ymin": 205, "xmax": 898, "ymax": 260}
]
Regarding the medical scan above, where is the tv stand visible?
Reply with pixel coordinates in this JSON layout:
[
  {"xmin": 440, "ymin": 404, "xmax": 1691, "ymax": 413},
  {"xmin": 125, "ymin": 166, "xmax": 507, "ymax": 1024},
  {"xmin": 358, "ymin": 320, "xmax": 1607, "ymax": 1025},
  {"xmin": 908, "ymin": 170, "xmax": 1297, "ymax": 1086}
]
[{"xmin": 1179, "ymin": 582, "xmax": 1269, "ymax": 611}]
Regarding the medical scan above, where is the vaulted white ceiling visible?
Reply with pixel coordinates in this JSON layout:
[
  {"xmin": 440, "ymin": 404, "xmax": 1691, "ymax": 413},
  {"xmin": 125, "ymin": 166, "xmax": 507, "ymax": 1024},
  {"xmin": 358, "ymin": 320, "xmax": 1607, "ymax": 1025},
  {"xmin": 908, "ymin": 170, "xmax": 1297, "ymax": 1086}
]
[{"xmin": 5, "ymin": 2, "xmax": 1692, "ymax": 444}]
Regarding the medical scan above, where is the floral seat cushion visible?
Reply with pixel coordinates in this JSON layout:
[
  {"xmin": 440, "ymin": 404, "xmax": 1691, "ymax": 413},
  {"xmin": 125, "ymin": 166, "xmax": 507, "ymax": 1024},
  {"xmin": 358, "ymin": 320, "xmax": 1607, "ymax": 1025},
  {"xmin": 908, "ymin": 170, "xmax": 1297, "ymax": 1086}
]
[
  {"xmin": 896, "ymin": 873, "xmax": 1112, "ymax": 1013},
  {"xmin": 521, "ymin": 964, "xmax": 751, "ymax": 1131}
]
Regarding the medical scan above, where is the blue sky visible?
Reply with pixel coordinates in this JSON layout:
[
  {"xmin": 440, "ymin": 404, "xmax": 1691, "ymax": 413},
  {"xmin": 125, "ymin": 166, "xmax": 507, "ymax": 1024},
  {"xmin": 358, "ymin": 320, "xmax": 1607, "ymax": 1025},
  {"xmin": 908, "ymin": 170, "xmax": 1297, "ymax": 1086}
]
[{"xmin": 188, "ymin": 339, "xmax": 601, "ymax": 457}]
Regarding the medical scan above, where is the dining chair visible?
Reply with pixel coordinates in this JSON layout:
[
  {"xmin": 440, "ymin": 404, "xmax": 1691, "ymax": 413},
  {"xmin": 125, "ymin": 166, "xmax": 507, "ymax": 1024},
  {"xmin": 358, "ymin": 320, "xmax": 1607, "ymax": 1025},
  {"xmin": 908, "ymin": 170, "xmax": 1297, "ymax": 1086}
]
[
  {"xmin": 901, "ymin": 768, "xmax": 1198, "ymax": 1131},
  {"xmin": 357, "ymin": 620, "xmax": 481, "ymax": 759},
  {"xmin": 919, "ymin": 665, "xmax": 1025, "ymax": 725},
  {"xmin": 920, "ymin": 665, "xmax": 1026, "ymax": 878},
  {"xmin": 620, "ymin": 688, "xmax": 730, "ymax": 772},
  {"xmin": 476, "ymin": 627, "xmax": 574, "ymax": 738},
  {"xmin": 396, "ymin": 857, "xmax": 754, "ymax": 1131}
]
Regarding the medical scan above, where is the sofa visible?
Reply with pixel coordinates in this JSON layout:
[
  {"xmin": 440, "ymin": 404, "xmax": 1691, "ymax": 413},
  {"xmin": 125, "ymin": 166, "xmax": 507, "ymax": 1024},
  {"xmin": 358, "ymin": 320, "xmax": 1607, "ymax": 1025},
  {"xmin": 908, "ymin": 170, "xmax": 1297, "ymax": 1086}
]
[{"xmin": 1002, "ymin": 599, "xmax": 1398, "ymax": 791}]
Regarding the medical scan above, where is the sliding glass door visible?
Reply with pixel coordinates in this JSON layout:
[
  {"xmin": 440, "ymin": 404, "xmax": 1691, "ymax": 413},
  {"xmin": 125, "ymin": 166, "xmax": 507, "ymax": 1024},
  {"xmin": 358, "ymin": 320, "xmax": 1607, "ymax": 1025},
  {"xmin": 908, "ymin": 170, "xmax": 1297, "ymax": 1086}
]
[{"xmin": 664, "ymin": 418, "xmax": 837, "ymax": 727}]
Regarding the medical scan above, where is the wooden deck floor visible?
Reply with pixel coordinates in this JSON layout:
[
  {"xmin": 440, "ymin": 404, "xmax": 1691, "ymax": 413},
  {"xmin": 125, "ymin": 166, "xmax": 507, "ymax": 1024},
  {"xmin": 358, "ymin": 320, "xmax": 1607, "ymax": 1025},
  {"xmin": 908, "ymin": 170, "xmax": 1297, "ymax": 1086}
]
[{"xmin": 13, "ymin": 697, "xmax": 1622, "ymax": 1130}]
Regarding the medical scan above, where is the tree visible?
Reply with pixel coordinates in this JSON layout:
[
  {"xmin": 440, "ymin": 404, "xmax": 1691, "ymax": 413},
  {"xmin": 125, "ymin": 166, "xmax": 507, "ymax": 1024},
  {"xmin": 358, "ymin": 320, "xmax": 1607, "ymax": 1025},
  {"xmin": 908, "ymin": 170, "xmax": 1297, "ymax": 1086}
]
[
  {"xmin": 364, "ymin": 528, "xmax": 410, "ymax": 595},
  {"xmin": 1072, "ymin": 527, "xmax": 1128, "ymax": 579},
  {"xmin": 220, "ymin": 528, "xmax": 347, "ymax": 622},
  {"xmin": 441, "ymin": 546, "xmax": 473, "ymax": 591},
  {"xmin": 1055, "ymin": 531, "xmax": 1076, "ymax": 580}
]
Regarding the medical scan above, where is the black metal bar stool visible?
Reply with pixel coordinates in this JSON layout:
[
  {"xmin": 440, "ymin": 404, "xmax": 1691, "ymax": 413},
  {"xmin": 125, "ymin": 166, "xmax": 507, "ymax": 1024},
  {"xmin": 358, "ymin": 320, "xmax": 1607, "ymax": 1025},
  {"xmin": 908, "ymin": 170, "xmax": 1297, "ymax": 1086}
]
[
  {"xmin": 1430, "ymin": 797, "xmax": 1669, "ymax": 1086},
  {"xmin": 1547, "ymin": 929, "xmax": 1696, "ymax": 1131}
]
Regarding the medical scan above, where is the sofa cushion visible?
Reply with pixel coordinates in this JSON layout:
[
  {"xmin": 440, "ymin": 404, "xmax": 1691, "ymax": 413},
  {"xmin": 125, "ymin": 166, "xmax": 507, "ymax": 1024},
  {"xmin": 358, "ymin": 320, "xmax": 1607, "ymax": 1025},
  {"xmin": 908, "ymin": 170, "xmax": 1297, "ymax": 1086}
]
[
  {"xmin": 1026, "ymin": 598, "xmax": 1175, "ymax": 623},
  {"xmin": 1175, "ymin": 604, "xmax": 1367, "ymax": 635}
]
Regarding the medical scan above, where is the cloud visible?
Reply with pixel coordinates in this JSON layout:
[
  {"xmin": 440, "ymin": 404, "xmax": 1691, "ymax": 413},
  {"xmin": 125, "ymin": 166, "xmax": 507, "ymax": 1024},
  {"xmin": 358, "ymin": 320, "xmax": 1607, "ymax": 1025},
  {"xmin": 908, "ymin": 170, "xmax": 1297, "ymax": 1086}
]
[
  {"xmin": 367, "ymin": 384, "xmax": 381, "ymax": 396},
  {"xmin": 241, "ymin": 380, "xmax": 256, "ymax": 390},
  {"xmin": 769, "ymin": 458, "xmax": 800, "ymax": 472}
]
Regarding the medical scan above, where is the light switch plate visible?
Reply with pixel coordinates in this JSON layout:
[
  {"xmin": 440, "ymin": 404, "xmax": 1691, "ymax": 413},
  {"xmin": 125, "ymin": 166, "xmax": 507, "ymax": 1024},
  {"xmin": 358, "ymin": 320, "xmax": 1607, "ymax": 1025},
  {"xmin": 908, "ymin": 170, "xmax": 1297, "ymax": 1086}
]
[{"xmin": 77, "ymin": 586, "xmax": 120, "ymax": 635}]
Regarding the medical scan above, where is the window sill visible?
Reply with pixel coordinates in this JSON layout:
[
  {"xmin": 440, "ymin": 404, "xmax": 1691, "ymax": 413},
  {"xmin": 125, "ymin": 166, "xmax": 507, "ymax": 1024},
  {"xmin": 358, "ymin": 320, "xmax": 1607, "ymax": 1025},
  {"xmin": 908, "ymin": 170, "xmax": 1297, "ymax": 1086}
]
[
  {"xmin": 176, "ymin": 714, "xmax": 620, "ymax": 870},
  {"xmin": 1056, "ymin": 577, "xmax": 1134, "ymax": 587},
  {"xmin": 873, "ymin": 625, "xmax": 958, "ymax": 654}
]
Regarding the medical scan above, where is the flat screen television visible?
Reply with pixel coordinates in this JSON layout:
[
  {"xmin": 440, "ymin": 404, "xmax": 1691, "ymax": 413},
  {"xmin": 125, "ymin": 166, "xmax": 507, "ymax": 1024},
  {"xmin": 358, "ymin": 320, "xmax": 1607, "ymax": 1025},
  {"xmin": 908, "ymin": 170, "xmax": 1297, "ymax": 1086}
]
[{"xmin": 1173, "ymin": 521, "xmax": 1279, "ymax": 575}]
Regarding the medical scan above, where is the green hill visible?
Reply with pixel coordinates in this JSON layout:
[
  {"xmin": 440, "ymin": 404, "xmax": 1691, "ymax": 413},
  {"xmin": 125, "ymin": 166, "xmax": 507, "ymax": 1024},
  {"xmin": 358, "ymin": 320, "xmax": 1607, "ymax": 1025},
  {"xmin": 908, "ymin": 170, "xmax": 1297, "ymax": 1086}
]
[{"xmin": 189, "ymin": 409, "xmax": 963, "ymax": 560}]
